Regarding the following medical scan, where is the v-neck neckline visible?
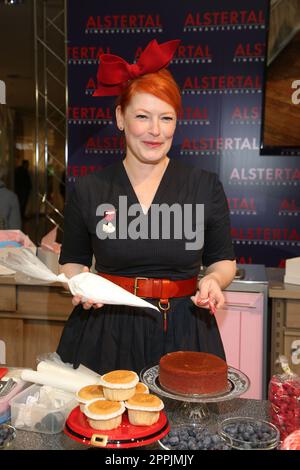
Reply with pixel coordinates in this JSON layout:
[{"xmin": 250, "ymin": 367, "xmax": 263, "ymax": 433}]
[{"xmin": 120, "ymin": 158, "xmax": 173, "ymax": 212}]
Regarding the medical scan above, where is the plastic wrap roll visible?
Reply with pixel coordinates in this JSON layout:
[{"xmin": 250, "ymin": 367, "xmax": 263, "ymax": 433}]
[{"xmin": 21, "ymin": 369, "xmax": 87, "ymax": 393}]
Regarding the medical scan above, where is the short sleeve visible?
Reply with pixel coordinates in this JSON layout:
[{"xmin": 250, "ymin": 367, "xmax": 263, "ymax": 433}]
[
  {"xmin": 59, "ymin": 184, "xmax": 93, "ymax": 267},
  {"xmin": 202, "ymin": 175, "xmax": 235, "ymax": 267}
]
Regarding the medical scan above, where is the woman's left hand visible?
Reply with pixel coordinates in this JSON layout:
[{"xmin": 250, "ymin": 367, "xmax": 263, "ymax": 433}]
[{"xmin": 191, "ymin": 276, "xmax": 225, "ymax": 314}]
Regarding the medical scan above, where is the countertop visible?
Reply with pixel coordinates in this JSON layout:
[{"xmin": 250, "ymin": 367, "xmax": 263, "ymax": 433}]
[
  {"xmin": 5, "ymin": 397, "xmax": 270, "ymax": 450},
  {"xmin": 267, "ymin": 267, "xmax": 300, "ymax": 299}
]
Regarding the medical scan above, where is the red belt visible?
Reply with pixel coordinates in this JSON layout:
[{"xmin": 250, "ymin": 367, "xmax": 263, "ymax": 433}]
[
  {"xmin": 97, "ymin": 273, "xmax": 198, "ymax": 332},
  {"xmin": 97, "ymin": 273, "xmax": 198, "ymax": 299}
]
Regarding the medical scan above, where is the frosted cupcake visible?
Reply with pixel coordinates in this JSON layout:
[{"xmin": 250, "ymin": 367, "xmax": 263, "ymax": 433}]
[
  {"xmin": 76, "ymin": 384, "xmax": 104, "ymax": 412},
  {"xmin": 125, "ymin": 393, "xmax": 164, "ymax": 426},
  {"xmin": 84, "ymin": 399, "xmax": 125, "ymax": 430},
  {"xmin": 100, "ymin": 370, "xmax": 139, "ymax": 401},
  {"xmin": 135, "ymin": 382, "xmax": 149, "ymax": 394}
]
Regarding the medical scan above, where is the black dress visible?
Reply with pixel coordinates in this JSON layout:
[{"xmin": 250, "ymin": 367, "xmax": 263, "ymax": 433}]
[{"xmin": 57, "ymin": 159, "xmax": 235, "ymax": 374}]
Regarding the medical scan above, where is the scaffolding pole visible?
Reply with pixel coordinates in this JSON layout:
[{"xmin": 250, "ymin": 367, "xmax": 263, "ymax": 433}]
[{"xmin": 33, "ymin": 0, "xmax": 67, "ymax": 242}]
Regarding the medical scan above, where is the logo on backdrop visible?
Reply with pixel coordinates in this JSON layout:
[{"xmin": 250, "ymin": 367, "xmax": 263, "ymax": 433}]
[
  {"xmin": 85, "ymin": 135, "xmax": 125, "ymax": 155},
  {"xmin": 84, "ymin": 14, "xmax": 163, "ymax": 34},
  {"xmin": 182, "ymin": 75, "xmax": 262, "ymax": 95},
  {"xmin": 233, "ymin": 42, "xmax": 265, "ymax": 63},
  {"xmin": 180, "ymin": 136, "xmax": 259, "ymax": 156},
  {"xmin": 278, "ymin": 199, "xmax": 300, "ymax": 216},
  {"xmin": 231, "ymin": 226, "xmax": 300, "ymax": 246},
  {"xmin": 178, "ymin": 105, "xmax": 210, "ymax": 126},
  {"xmin": 85, "ymin": 74, "xmax": 262, "ymax": 96},
  {"xmin": 228, "ymin": 197, "xmax": 257, "ymax": 215},
  {"xmin": 230, "ymin": 106, "xmax": 260, "ymax": 125},
  {"xmin": 229, "ymin": 168, "xmax": 300, "ymax": 186},
  {"xmin": 68, "ymin": 46, "xmax": 111, "ymax": 64},
  {"xmin": 68, "ymin": 106, "xmax": 114, "ymax": 125},
  {"xmin": 67, "ymin": 164, "xmax": 103, "ymax": 179},
  {"xmin": 137, "ymin": 43, "xmax": 213, "ymax": 64},
  {"xmin": 183, "ymin": 9, "xmax": 266, "ymax": 32}
]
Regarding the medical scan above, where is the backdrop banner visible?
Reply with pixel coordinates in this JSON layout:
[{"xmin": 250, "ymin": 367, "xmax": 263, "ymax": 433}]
[{"xmin": 67, "ymin": 0, "xmax": 300, "ymax": 267}]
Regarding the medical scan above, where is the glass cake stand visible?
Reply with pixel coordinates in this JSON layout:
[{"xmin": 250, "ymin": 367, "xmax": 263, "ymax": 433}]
[{"xmin": 140, "ymin": 365, "xmax": 250, "ymax": 425}]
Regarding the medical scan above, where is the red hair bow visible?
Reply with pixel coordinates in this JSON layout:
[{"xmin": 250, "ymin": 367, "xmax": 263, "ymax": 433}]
[{"xmin": 93, "ymin": 39, "xmax": 180, "ymax": 97}]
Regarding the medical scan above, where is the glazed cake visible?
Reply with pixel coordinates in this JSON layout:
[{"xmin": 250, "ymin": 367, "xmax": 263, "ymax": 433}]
[{"xmin": 159, "ymin": 351, "xmax": 228, "ymax": 395}]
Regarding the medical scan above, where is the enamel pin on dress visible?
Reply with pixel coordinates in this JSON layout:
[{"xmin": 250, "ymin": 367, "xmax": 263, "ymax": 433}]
[{"xmin": 103, "ymin": 210, "xmax": 116, "ymax": 233}]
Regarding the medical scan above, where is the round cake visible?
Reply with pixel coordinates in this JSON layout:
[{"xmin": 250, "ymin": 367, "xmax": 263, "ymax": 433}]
[{"xmin": 159, "ymin": 351, "xmax": 228, "ymax": 395}]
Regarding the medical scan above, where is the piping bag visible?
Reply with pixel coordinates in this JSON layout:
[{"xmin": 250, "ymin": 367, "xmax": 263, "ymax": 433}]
[{"xmin": 0, "ymin": 248, "xmax": 159, "ymax": 311}]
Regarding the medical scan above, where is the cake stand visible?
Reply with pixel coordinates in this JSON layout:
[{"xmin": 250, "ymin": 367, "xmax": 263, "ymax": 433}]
[{"xmin": 140, "ymin": 365, "xmax": 250, "ymax": 425}]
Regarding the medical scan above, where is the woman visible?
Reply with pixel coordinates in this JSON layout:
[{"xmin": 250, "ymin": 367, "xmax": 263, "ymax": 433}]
[{"xmin": 57, "ymin": 39, "xmax": 236, "ymax": 374}]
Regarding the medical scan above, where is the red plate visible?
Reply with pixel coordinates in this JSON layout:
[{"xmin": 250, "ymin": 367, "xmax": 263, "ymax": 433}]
[
  {"xmin": 64, "ymin": 406, "xmax": 170, "ymax": 449},
  {"xmin": 0, "ymin": 368, "xmax": 8, "ymax": 379}
]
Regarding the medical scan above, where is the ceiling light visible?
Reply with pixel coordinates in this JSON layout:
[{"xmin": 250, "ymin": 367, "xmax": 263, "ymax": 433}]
[{"xmin": 0, "ymin": 0, "xmax": 25, "ymax": 5}]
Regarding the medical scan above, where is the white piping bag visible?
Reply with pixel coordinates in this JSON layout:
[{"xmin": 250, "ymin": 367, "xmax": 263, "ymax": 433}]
[{"xmin": 0, "ymin": 248, "xmax": 159, "ymax": 311}]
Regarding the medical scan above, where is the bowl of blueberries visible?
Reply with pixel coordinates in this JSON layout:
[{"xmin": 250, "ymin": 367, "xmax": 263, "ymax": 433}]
[
  {"xmin": 159, "ymin": 424, "xmax": 231, "ymax": 450},
  {"xmin": 218, "ymin": 417, "xmax": 280, "ymax": 450},
  {"xmin": 0, "ymin": 424, "xmax": 16, "ymax": 450}
]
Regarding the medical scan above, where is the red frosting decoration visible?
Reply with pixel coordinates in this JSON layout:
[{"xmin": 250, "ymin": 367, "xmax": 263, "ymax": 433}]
[
  {"xmin": 93, "ymin": 39, "xmax": 181, "ymax": 96},
  {"xmin": 159, "ymin": 351, "xmax": 228, "ymax": 395}
]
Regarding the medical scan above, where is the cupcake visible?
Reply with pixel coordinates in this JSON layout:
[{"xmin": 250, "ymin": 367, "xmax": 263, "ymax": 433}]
[
  {"xmin": 125, "ymin": 393, "xmax": 164, "ymax": 426},
  {"xmin": 84, "ymin": 399, "xmax": 125, "ymax": 430},
  {"xmin": 100, "ymin": 370, "xmax": 139, "ymax": 401},
  {"xmin": 135, "ymin": 382, "xmax": 149, "ymax": 394},
  {"xmin": 76, "ymin": 384, "xmax": 104, "ymax": 412}
]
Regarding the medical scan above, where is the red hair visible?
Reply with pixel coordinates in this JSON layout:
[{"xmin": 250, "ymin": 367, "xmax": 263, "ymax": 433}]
[{"xmin": 116, "ymin": 69, "xmax": 182, "ymax": 116}]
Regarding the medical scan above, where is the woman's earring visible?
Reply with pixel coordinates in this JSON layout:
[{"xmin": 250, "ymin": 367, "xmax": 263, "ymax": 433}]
[{"xmin": 119, "ymin": 126, "xmax": 123, "ymax": 131}]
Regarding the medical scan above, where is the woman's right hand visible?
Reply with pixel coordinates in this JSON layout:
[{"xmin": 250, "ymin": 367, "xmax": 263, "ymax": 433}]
[{"xmin": 71, "ymin": 266, "xmax": 104, "ymax": 310}]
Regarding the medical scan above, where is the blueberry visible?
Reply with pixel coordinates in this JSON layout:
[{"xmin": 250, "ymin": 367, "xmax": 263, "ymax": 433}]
[
  {"xmin": 221, "ymin": 444, "xmax": 231, "ymax": 450},
  {"xmin": 177, "ymin": 443, "xmax": 187, "ymax": 450},
  {"xmin": 242, "ymin": 443, "xmax": 252, "ymax": 450},
  {"xmin": 255, "ymin": 422, "xmax": 263, "ymax": 432},
  {"xmin": 197, "ymin": 441, "xmax": 205, "ymax": 449},
  {"xmin": 188, "ymin": 442, "xmax": 198, "ymax": 450},
  {"xmin": 212, "ymin": 434, "xmax": 221, "ymax": 444},
  {"xmin": 168, "ymin": 429, "xmax": 178, "ymax": 438},
  {"xmin": 238, "ymin": 423, "xmax": 246, "ymax": 433},
  {"xmin": 245, "ymin": 424, "xmax": 255, "ymax": 435},
  {"xmin": 169, "ymin": 436, "xmax": 179, "ymax": 446},
  {"xmin": 225, "ymin": 424, "xmax": 237, "ymax": 436},
  {"xmin": 203, "ymin": 436, "xmax": 212, "ymax": 447},
  {"xmin": 262, "ymin": 432, "xmax": 270, "ymax": 441},
  {"xmin": 180, "ymin": 430, "xmax": 189, "ymax": 440},
  {"xmin": 195, "ymin": 431, "xmax": 204, "ymax": 441}
]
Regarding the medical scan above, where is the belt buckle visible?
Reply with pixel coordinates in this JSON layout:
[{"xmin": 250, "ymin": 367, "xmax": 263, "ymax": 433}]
[{"xmin": 133, "ymin": 277, "xmax": 148, "ymax": 297}]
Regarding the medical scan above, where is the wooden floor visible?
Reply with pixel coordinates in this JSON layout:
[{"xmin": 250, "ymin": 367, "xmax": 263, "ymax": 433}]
[{"xmin": 263, "ymin": 30, "xmax": 300, "ymax": 147}]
